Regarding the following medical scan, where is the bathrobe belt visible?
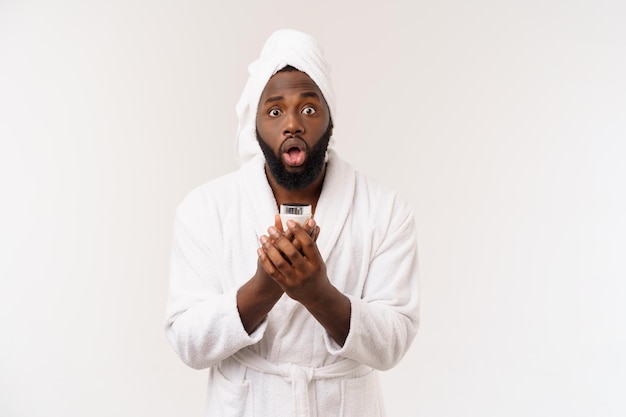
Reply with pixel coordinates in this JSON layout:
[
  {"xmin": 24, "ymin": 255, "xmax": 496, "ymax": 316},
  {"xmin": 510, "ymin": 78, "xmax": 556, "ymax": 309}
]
[{"xmin": 233, "ymin": 348, "xmax": 370, "ymax": 417}]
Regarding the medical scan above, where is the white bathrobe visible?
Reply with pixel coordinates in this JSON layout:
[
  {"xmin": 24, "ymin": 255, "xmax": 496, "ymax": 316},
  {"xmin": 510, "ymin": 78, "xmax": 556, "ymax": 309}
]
[{"xmin": 165, "ymin": 149, "xmax": 419, "ymax": 417}]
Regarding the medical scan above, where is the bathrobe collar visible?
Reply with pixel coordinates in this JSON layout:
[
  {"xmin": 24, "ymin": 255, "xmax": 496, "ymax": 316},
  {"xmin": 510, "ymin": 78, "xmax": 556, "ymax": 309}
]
[{"xmin": 239, "ymin": 149, "xmax": 356, "ymax": 261}]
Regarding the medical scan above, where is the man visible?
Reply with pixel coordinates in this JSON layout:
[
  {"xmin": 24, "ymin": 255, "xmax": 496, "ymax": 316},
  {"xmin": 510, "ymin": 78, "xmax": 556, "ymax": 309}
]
[{"xmin": 164, "ymin": 29, "xmax": 419, "ymax": 417}]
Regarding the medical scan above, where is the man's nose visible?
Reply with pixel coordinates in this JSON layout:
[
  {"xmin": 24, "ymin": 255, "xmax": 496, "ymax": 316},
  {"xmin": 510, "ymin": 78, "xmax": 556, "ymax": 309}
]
[{"xmin": 283, "ymin": 110, "xmax": 304, "ymax": 136}]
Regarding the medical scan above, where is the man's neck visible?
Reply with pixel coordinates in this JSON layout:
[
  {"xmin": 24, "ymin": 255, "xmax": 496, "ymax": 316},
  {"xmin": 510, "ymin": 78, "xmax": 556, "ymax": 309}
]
[{"xmin": 265, "ymin": 165, "xmax": 326, "ymax": 214}]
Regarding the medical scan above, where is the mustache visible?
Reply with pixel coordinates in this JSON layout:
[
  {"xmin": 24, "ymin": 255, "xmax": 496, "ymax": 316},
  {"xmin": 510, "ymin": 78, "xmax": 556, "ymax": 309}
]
[
  {"xmin": 280, "ymin": 136, "xmax": 308, "ymax": 153},
  {"xmin": 255, "ymin": 127, "xmax": 331, "ymax": 190}
]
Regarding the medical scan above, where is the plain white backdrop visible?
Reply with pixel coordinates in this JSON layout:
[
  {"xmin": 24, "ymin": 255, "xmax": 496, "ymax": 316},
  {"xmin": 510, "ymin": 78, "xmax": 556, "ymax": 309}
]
[{"xmin": 1, "ymin": 0, "xmax": 625, "ymax": 416}]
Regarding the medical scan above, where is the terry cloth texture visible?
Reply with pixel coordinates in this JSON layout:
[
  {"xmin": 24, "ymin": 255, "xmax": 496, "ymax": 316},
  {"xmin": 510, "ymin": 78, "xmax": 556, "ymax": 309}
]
[
  {"xmin": 234, "ymin": 29, "xmax": 337, "ymax": 165},
  {"xmin": 164, "ymin": 149, "xmax": 420, "ymax": 417}
]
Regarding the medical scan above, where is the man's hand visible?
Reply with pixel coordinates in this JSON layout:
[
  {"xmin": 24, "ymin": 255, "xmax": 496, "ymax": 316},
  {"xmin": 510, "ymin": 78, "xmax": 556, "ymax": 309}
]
[
  {"xmin": 273, "ymin": 214, "xmax": 320, "ymax": 248},
  {"xmin": 258, "ymin": 218, "xmax": 328, "ymax": 304},
  {"xmin": 236, "ymin": 215, "xmax": 320, "ymax": 335},
  {"xmin": 258, "ymin": 219, "xmax": 351, "ymax": 346}
]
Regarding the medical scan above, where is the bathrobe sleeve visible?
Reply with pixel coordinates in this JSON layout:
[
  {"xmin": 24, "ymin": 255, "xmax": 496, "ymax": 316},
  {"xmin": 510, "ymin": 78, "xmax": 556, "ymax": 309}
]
[
  {"xmin": 164, "ymin": 189, "xmax": 267, "ymax": 370},
  {"xmin": 323, "ymin": 195, "xmax": 420, "ymax": 371}
]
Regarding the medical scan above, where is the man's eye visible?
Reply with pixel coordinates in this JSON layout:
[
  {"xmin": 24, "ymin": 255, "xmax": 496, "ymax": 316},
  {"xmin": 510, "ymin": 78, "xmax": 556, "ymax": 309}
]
[
  {"xmin": 302, "ymin": 106, "xmax": 316, "ymax": 115},
  {"xmin": 269, "ymin": 109, "xmax": 281, "ymax": 117}
]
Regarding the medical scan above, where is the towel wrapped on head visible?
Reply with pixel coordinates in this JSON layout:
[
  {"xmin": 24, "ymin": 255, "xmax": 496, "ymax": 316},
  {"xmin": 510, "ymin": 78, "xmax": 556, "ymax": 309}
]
[{"xmin": 234, "ymin": 29, "xmax": 337, "ymax": 165}]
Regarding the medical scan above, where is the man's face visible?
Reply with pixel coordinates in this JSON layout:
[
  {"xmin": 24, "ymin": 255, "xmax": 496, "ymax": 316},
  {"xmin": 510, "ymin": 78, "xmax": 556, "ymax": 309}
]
[{"xmin": 256, "ymin": 70, "xmax": 332, "ymax": 190}]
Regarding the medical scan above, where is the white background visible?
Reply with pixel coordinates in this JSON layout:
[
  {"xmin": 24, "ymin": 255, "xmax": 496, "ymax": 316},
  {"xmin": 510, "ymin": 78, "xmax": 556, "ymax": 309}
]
[{"xmin": 1, "ymin": 0, "xmax": 625, "ymax": 416}]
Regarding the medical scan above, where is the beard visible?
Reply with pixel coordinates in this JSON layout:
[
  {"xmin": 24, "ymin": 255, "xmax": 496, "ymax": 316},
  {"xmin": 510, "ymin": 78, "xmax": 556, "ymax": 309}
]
[{"xmin": 256, "ymin": 126, "xmax": 331, "ymax": 191}]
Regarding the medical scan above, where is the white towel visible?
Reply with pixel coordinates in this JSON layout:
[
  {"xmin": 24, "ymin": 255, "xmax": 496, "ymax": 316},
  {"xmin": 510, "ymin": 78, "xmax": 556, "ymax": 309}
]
[{"xmin": 234, "ymin": 29, "xmax": 337, "ymax": 165}]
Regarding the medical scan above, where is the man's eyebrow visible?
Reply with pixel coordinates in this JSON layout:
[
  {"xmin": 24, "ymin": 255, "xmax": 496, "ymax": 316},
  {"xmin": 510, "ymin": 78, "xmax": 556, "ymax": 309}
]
[
  {"xmin": 262, "ymin": 91, "xmax": 321, "ymax": 105},
  {"xmin": 300, "ymin": 91, "xmax": 320, "ymax": 100},
  {"xmin": 263, "ymin": 95, "xmax": 284, "ymax": 104}
]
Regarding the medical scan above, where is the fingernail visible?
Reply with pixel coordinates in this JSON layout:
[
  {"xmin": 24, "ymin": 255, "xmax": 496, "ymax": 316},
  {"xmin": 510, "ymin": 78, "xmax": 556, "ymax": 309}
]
[
  {"xmin": 268, "ymin": 227, "xmax": 281, "ymax": 239},
  {"xmin": 259, "ymin": 235, "xmax": 268, "ymax": 245},
  {"xmin": 286, "ymin": 219, "xmax": 296, "ymax": 229},
  {"xmin": 307, "ymin": 218, "xmax": 316, "ymax": 227}
]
